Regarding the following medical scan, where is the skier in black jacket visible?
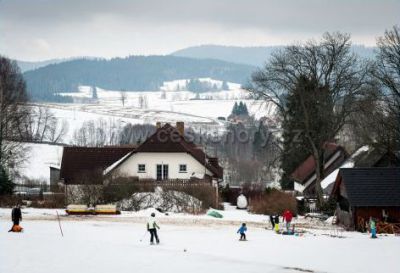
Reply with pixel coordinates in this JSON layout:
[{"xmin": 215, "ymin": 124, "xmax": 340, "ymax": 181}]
[{"xmin": 9, "ymin": 204, "xmax": 22, "ymax": 232}]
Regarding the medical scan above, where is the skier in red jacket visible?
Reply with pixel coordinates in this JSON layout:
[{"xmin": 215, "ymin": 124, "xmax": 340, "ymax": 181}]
[{"xmin": 282, "ymin": 210, "xmax": 293, "ymax": 232}]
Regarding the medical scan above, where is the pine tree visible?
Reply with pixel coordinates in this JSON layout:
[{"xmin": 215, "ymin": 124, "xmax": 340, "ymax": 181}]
[
  {"xmin": 0, "ymin": 166, "xmax": 14, "ymax": 195},
  {"xmin": 92, "ymin": 86, "xmax": 98, "ymax": 99},
  {"xmin": 231, "ymin": 102, "xmax": 239, "ymax": 115},
  {"xmin": 222, "ymin": 80, "xmax": 229, "ymax": 90},
  {"xmin": 241, "ymin": 102, "xmax": 249, "ymax": 116}
]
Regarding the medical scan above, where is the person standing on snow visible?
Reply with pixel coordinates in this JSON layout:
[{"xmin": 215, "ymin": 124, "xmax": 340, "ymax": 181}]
[
  {"xmin": 369, "ymin": 217, "xmax": 377, "ymax": 239},
  {"xmin": 269, "ymin": 215, "xmax": 275, "ymax": 230},
  {"xmin": 282, "ymin": 210, "xmax": 293, "ymax": 233},
  {"xmin": 274, "ymin": 215, "xmax": 280, "ymax": 233},
  {"xmin": 9, "ymin": 204, "xmax": 23, "ymax": 232},
  {"xmin": 147, "ymin": 212, "xmax": 160, "ymax": 244},
  {"xmin": 237, "ymin": 223, "xmax": 247, "ymax": 241}
]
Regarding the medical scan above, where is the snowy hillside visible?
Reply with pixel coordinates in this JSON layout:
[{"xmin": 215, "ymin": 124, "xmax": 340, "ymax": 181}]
[
  {"xmin": 47, "ymin": 85, "xmax": 277, "ymax": 141},
  {"xmin": 16, "ymin": 143, "xmax": 63, "ymax": 183},
  {"xmin": 159, "ymin": 78, "xmax": 241, "ymax": 91}
]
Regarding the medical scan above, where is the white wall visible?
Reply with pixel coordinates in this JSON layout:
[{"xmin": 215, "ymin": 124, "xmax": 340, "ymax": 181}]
[{"xmin": 115, "ymin": 152, "xmax": 213, "ymax": 179}]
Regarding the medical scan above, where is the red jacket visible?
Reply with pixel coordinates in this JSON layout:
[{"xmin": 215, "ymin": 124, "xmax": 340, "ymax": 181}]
[{"xmin": 283, "ymin": 210, "xmax": 293, "ymax": 222}]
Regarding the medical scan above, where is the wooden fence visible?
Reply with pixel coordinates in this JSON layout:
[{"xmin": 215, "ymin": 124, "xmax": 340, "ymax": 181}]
[
  {"xmin": 133, "ymin": 178, "xmax": 213, "ymax": 187},
  {"xmin": 377, "ymin": 222, "xmax": 400, "ymax": 235},
  {"xmin": 357, "ymin": 217, "xmax": 400, "ymax": 234}
]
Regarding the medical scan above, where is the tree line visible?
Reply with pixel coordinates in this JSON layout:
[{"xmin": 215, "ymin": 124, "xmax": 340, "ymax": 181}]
[{"xmin": 23, "ymin": 56, "xmax": 253, "ymax": 102}]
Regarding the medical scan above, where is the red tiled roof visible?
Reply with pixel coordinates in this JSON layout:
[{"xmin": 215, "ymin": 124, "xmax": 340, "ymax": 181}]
[
  {"xmin": 60, "ymin": 146, "xmax": 135, "ymax": 184},
  {"xmin": 291, "ymin": 143, "xmax": 345, "ymax": 183}
]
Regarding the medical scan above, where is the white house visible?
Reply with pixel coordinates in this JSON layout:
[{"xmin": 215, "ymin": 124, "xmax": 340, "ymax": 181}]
[{"xmin": 60, "ymin": 122, "xmax": 223, "ymax": 186}]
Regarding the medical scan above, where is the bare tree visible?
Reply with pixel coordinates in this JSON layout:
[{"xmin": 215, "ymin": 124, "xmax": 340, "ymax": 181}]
[
  {"xmin": 73, "ymin": 118, "xmax": 122, "ymax": 147},
  {"xmin": 138, "ymin": 95, "xmax": 148, "ymax": 109},
  {"xmin": 120, "ymin": 91, "xmax": 127, "ymax": 107},
  {"xmin": 370, "ymin": 25, "xmax": 400, "ymax": 150},
  {"xmin": 119, "ymin": 123, "xmax": 156, "ymax": 145},
  {"xmin": 248, "ymin": 33, "xmax": 367, "ymax": 205},
  {"xmin": 0, "ymin": 56, "xmax": 30, "ymax": 170},
  {"xmin": 372, "ymin": 25, "xmax": 400, "ymax": 103}
]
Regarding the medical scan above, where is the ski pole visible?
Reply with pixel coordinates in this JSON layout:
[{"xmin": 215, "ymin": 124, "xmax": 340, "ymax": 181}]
[
  {"xmin": 56, "ymin": 210, "xmax": 64, "ymax": 237},
  {"xmin": 139, "ymin": 230, "xmax": 147, "ymax": 242}
]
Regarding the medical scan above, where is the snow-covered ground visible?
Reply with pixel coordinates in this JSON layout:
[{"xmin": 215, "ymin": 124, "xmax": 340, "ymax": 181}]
[{"xmin": 1, "ymin": 207, "xmax": 398, "ymax": 273}]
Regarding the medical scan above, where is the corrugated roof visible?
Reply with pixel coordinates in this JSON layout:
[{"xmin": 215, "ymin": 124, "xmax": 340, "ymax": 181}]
[{"xmin": 337, "ymin": 168, "xmax": 400, "ymax": 207}]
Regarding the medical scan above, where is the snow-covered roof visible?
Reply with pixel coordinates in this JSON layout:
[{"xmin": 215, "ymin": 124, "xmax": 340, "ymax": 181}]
[
  {"xmin": 103, "ymin": 151, "xmax": 134, "ymax": 175},
  {"xmin": 321, "ymin": 145, "xmax": 370, "ymax": 190}
]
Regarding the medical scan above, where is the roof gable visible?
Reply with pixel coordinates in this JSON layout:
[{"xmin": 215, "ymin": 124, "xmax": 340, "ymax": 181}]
[
  {"xmin": 60, "ymin": 146, "xmax": 135, "ymax": 184},
  {"xmin": 291, "ymin": 143, "xmax": 347, "ymax": 183},
  {"xmin": 106, "ymin": 124, "xmax": 223, "ymax": 178}
]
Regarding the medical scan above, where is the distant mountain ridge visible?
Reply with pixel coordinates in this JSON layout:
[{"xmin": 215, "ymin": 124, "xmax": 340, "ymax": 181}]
[
  {"xmin": 23, "ymin": 55, "xmax": 255, "ymax": 102},
  {"xmin": 171, "ymin": 44, "xmax": 376, "ymax": 67},
  {"xmin": 17, "ymin": 58, "xmax": 71, "ymax": 72}
]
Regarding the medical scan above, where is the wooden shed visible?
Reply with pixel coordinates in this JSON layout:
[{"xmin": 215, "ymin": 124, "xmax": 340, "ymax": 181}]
[{"xmin": 332, "ymin": 168, "xmax": 400, "ymax": 231}]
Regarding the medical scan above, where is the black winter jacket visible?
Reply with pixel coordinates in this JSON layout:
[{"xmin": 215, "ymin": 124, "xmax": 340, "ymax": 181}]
[{"xmin": 12, "ymin": 208, "xmax": 22, "ymax": 221}]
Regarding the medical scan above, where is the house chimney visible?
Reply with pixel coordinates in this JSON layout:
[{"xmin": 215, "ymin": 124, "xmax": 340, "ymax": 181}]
[
  {"xmin": 176, "ymin": 121, "xmax": 184, "ymax": 135},
  {"xmin": 156, "ymin": 122, "xmax": 161, "ymax": 129}
]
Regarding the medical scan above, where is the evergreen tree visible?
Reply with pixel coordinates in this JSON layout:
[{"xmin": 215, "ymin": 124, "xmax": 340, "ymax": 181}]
[
  {"xmin": 222, "ymin": 80, "xmax": 229, "ymax": 90},
  {"xmin": 231, "ymin": 102, "xmax": 239, "ymax": 115},
  {"xmin": 241, "ymin": 102, "xmax": 249, "ymax": 115},
  {"xmin": 280, "ymin": 87, "xmax": 310, "ymax": 189},
  {"xmin": 0, "ymin": 166, "xmax": 14, "ymax": 195},
  {"xmin": 92, "ymin": 86, "xmax": 98, "ymax": 99}
]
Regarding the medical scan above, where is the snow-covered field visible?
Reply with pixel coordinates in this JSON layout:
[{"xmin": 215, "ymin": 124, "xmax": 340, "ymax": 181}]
[
  {"xmin": 1, "ymin": 208, "xmax": 398, "ymax": 273},
  {"xmin": 16, "ymin": 143, "xmax": 63, "ymax": 183},
  {"xmin": 50, "ymin": 84, "xmax": 277, "ymax": 142}
]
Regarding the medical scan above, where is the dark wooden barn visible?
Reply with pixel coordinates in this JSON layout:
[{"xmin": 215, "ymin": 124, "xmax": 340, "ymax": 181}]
[{"xmin": 332, "ymin": 168, "xmax": 400, "ymax": 231}]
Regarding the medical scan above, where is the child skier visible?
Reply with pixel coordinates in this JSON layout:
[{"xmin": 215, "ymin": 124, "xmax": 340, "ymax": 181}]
[
  {"xmin": 147, "ymin": 212, "xmax": 160, "ymax": 244},
  {"xmin": 369, "ymin": 217, "xmax": 377, "ymax": 239},
  {"xmin": 274, "ymin": 215, "xmax": 280, "ymax": 233},
  {"xmin": 282, "ymin": 210, "xmax": 293, "ymax": 233},
  {"xmin": 237, "ymin": 223, "xmax": 247, "ymax": 241}
]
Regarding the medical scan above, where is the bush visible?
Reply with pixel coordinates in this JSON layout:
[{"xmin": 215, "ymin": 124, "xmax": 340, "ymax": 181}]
[
  {"xmin": 31, "ymin": 194, "xmax": 65, "ymax": 208},
  {"xmin": 0, "ymin": 195, "xmax": 22, "ymax": 207},
  {"xmin": 249, "ymin": 190, "xmax": 297, "ymax": 215},
  {"xmin": 164, "ymin": 184, "xmax": 217, "ymax": 210},
  {"xmin": 320, "ymin": 198, "xmax": 337, "ymax": 216}
]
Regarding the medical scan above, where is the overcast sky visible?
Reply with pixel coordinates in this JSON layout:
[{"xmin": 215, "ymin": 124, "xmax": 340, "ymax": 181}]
[{"xmin": 1, "ymin": 0, "xmax": 399, "ymax": 61}]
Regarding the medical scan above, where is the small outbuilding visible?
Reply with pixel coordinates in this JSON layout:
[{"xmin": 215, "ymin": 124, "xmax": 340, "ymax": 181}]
[{"xmin": 332, "ymin": 168, "xmax": 400, "ymax": 231}]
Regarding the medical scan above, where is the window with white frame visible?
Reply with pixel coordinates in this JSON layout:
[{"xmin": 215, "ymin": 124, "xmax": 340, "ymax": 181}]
[
  {"xmin": 138, "ymin": 164, "xmax": 146, "ymax": 173},
  {"xmin": 179, "ymin": 164, "xmax": 187, "ymax": 173}
]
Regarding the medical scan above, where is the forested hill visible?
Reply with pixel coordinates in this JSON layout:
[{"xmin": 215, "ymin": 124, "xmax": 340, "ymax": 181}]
[
  {"xmin": 172, "ymin": 45, "xmax": 376, "ymax": 67},
  {"xmin": 23, "ymin": 55, "xmax": 255, "ymax": 102}
]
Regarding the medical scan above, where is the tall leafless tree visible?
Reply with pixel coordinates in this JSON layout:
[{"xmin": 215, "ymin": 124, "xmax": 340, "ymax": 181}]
[
  {"xmin": 120, "ymin": 91, "xmax": 127, "ymax": 107},
  {"xmin": 0, "ymin": 56, "xmax": 31, "ymax": 170},
  {"xmin": 370, "ymin": 25, "xmax": 400, "ymax": 150},
  {"xmin": 248, "ymin": 33, "xmax": 368, "ymax": 205}
]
